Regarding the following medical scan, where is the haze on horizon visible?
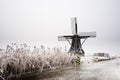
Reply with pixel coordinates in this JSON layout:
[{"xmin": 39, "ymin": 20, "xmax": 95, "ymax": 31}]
[{"xmin": 0, "ymin": 0, "xmax": 120, "ymax": 55}]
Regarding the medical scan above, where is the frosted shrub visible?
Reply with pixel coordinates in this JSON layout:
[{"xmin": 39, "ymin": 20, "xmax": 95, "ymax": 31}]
[{"xmin": 0, "ymin": 43, "xmax": 77, "ymax": 76}]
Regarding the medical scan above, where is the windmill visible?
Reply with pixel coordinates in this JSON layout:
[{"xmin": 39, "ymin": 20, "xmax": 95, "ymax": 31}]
[{"xmin": 58, "ymin": 17, "xmax": 96, "ymax": 56}]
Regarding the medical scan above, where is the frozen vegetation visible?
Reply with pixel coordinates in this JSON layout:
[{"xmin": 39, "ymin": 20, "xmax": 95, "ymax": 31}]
[{"xmin": 0, "ymin": 43, "xmax": 77, "ymax": 77}]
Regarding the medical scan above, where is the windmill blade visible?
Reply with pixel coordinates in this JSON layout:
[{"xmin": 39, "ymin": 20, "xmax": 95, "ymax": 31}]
[
  {"xmin": 58, "ymin": 35, "xmax": 73, "ymax": 41},
  {"xmin": 58, "ymin": 36, "xmax": 66, "ymax": 41},
  {"xmin": 71, "ymin": 17, "xmax": 77, "ymax": 34},
  {"xmin": 78, "ymin": 32, "xmax": 96, "ymax": 38}
]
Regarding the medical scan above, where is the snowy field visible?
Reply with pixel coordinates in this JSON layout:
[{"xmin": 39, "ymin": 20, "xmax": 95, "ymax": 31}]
[{"xmin": 37, "ymin": 57, "xmax": 120, "ymax": 80}]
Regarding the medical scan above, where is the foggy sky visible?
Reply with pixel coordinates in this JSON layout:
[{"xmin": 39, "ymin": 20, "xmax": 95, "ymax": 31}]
[{"xmin": 0, "ymin": 0, "xmax": 120, "ymax": 55}]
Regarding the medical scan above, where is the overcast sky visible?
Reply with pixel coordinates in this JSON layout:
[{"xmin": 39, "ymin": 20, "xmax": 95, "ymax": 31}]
[{"xmin": 0, "ymin": 0, "xmax": 120, "ymax": 55}]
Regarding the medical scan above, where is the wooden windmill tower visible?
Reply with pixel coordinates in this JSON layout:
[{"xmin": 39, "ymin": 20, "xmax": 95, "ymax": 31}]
[{"xmin": 58, "ymin": 17, "xmax": 96, "ymax": 56}]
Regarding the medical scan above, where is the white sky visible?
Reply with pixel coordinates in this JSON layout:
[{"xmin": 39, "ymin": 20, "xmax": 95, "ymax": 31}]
[{"xmin": 0, "ymin": 0, "xmax": 120, "ymax": 55}]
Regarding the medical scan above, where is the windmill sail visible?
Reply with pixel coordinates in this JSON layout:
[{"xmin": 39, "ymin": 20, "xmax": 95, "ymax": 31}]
[
  {"xmin": 71, "ymin": 17, "xmax": 77, "ymax": 34},
  {"xmin": 58, "ymin": 35, "xmax": 73, "ymax": 41},
  {"xmin": 58, "ymin": 36, "xmax": 66, "ymax": 41},
  {"xmin": 78, "ymin": 32, "xmax": 96, "ymax": 38}
]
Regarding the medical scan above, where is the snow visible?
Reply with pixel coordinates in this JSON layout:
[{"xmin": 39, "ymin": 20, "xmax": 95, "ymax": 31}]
[{"xmin": 39, "ymin": 57, "xmax": 120, "ymax": 80}]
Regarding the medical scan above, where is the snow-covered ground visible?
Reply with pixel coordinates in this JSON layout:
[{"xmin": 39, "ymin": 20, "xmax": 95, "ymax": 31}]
[
  {"xmin": 81, "ymin": 55, "xmax": 95, "ymax": 63},
  {"xmin": 37, "ymin": 57, "xmax": 120, "ymax": 80},
  {"xmin": 81, "ymin": 55, "xmax": 115, "ymax": 63},
  {"xmin": 76, "ymin": 58, "xmax": 120, "ymax": 80}
]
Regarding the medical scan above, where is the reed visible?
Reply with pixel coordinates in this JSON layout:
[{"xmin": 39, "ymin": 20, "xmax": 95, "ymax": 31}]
[{"xmin": 0, "ymin": 43, "xmax": 77, "ymax": 76}]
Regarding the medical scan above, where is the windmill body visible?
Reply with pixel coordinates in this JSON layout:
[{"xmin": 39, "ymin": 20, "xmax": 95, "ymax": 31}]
[{"xmin": 58, "ymin": 17, "xmax": 96, "ymax": 56}]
